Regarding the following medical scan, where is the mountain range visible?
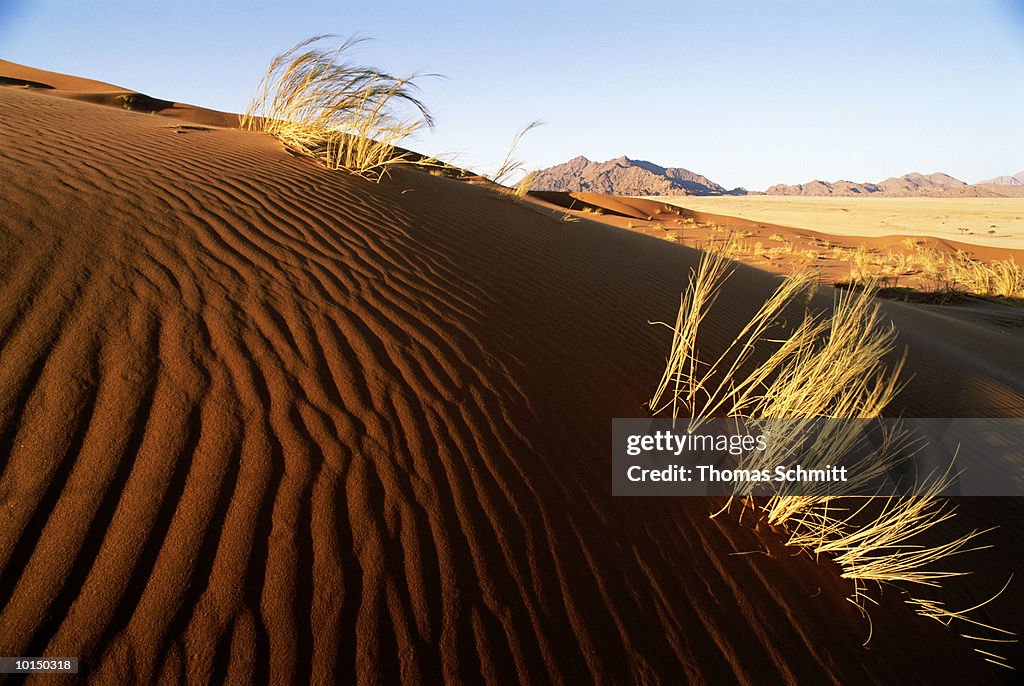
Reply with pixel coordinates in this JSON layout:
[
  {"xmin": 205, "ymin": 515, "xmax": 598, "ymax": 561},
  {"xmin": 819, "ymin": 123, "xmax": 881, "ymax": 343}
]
[
  {"xmin": 529, "ymin": 156, "xmax": 1024, "ymax": 198},
  {"xmin": 979, "ymin": 171, "xmax": 1024, "ymax": 185},
  {"xmin": 765, "ymin": 172, "xmax": 970, "ymax": 197}
]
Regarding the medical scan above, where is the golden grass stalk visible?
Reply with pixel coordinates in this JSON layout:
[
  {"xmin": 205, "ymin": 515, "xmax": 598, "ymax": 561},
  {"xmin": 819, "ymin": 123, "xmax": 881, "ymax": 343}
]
[
  {"xmin": 490, "ymin": 120, "xmax": 545, "ymax": 187},
  {"xmin": 649, "ymin": 249, "xmax": 734, "ymax": 423},
  {"xmin": 785, "ymin": 466, "xmax": 990, "ymax": 587},
  {"xmin": 906, "ymin": 574, "xmax": 1016, "ymax": 670},
  {"xmin": 241, "ymin": 35, "xmax": 435, "ymax": 181},
  {"xmin": 649, "ymin": 250, "xmax": 822, "ymax": 427}
]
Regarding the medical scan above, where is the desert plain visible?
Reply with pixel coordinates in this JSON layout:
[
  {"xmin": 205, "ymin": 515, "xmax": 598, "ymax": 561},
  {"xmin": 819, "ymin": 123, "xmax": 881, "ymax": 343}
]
[{"xmin": 655, "ymin": 195, "xmax": 1024, "ymax": 250}]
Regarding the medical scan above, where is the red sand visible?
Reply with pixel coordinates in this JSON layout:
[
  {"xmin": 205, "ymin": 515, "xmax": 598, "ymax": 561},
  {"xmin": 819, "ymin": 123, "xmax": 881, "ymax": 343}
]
[{"xmin": 1, "ymin": 64, "xmax": 1022, "ymax": 683}]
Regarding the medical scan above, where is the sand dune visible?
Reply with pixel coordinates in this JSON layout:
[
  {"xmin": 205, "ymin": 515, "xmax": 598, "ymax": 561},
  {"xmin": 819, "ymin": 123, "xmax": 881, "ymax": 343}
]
[
  {"xmin": 1, "ymin": 69, "xmax": 1022, "ymax": 684},
  {"xmin": 0, "ymin": 59, "xmax": 236, "ymax": 128}
]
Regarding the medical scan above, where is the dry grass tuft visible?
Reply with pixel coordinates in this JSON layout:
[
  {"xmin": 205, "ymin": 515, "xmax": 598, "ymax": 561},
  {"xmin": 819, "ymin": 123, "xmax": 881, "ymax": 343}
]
[
  {"xmin": 513, "ymin": 171, "xmax": 537, "ymax": 200},
  {"xmin": 241, "ymin": 35, "xmax": 435, "ymax": 181},
  {"xmin": 843, "ymin": 244, "xmax": 1024, "ymax": 300},
  {"xmin": 490, "ymin": 120, "xmax": 545, "ymax": 187},
  {"xmin": 649, "ymin": 247, "xmax": 1015, "ymax": 662},
  {"xmin": 941, "ymin": 253, "xmax": 1024, "ymax": 298}
]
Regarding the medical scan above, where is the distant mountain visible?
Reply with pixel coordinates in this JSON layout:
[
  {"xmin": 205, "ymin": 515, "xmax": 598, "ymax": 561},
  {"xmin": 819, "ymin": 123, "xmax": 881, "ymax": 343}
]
[
  {"xmin": 764, "ymin": 172, "xmax": 1022, "ymax": 197},
  {"xmin": 877, "ymin": 172, "xmax": 967, "ymax": 195},
  {"xmin": 530, "ymin": 157, "xmax": 1024, "ymax": 198},
  {"xmin": 764, "ymin": 179, "xmax": 879, "ymax": 196},
  {"xmin": 529, "ymin": 155, "xmax": 741, "ymax": 196},
  {"xmin": 978, "ymin": 171, "xmax": 1024, "ymax": 185}
]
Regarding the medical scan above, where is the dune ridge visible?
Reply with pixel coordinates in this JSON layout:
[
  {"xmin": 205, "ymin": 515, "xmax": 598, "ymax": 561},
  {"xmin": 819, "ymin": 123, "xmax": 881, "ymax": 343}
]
[{"xmin": 0, "ymin": 76, "xmax": 1022, "ymax": 684}]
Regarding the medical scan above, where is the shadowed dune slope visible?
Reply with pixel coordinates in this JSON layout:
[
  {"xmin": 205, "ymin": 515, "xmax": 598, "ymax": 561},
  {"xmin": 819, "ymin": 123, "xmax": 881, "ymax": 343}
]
[{"xmin": 1, "ymin": 85, "xmax": 1023, "ymax": 684}]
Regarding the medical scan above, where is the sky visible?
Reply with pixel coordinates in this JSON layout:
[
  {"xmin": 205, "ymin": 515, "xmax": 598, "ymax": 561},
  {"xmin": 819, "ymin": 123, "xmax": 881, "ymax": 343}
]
[{"xmin": 1, "ymin": 0, "xmax": 1022, "ymax": 190}]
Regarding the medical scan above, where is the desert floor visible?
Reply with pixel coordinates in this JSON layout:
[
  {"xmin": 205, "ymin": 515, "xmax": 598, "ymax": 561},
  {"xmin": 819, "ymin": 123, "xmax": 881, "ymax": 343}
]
[{"xmin": 648, "ymin": 196, "xmax": 1024, "ymax": 251}]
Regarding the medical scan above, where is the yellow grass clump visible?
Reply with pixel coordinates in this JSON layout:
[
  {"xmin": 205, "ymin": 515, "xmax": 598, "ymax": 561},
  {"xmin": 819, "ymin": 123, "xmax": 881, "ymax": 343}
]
[
  {"xmin": 513, "ymin": 171, "xmax": 538, "ymax": 200},
  {"xmin": 941, "ymin": 252, "xmax": 1024, "ymax": 298},
  {"xmin": 843, "ymin": 243, "xmax": 1024, "ymax": 299},
  {"xmin": 649, "ymin": 248, "xmax": 1015, "ymax": 662},
  {"xmin": 241, "ymin": 35, "xmax": 435, "ymax": 181}
]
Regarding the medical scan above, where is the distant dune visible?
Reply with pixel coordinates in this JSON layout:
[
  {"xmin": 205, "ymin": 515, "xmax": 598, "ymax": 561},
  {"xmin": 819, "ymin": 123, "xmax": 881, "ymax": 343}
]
[{"xmin": 2, "ymin": 62, "xmax": 1023, "ymax": 683}]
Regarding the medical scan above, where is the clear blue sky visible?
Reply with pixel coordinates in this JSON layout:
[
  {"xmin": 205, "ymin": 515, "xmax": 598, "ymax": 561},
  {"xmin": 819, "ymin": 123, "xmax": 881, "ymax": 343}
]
[{"xmin": 2, "ymin": 0, "xmax": 1022, "ymax": 190}]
